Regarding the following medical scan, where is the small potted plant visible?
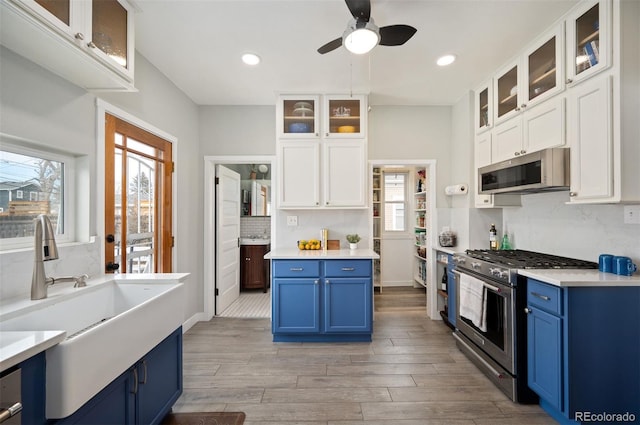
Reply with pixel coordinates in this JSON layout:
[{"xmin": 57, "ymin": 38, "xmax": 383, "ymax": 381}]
[{"xmin": 346, "ymin": 234, "xmax": 361, "ymax": 250}]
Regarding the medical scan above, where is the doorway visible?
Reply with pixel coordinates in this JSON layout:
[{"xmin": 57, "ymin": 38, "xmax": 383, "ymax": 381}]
[
  {"xmin": 203, "ymin": 156, "xmax": 276, "ymax": 319},
  {"xmin": 104, "ymin": 113, "xmax": 173, "ymax": 274},
  {"xmin": 370, "ymin": 160, "xmax": 438, "ymax": 318}
]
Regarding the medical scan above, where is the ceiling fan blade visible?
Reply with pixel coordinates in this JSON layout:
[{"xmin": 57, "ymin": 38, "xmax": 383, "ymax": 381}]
[
  {"xmin": 317, "ymin": 37, "xmax": 343, "ymax": 54},
  {"xmin": 378, "ymin": 25, "xmax": 417, "ymax": 46},
  {"xmin": 345, "ymin": 0, "xmax": 371, "ymax": 22}
]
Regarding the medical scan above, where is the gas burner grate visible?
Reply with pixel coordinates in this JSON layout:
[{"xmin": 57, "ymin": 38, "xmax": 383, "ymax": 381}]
[{"xmin": 465, "ymin": 249, "xmax": 598, "ymax": 269}]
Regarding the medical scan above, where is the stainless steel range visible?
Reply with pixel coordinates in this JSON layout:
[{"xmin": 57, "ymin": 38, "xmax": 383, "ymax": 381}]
[{"xmin": 451, "ymin": 249, "xmax": 597, "ymax": 403}]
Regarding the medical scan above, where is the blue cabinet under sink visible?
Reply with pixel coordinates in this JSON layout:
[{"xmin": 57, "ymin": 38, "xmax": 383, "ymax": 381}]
[
  {"xmin": 272, "ymin": 259, "xmax": 373, "ymax": 342},
  {"xmin": 52, "ymin": 327, "xmax": 182, "ymax": 425}
]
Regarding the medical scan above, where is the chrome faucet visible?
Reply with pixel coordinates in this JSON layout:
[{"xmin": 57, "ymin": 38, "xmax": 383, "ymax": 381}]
[{"xmin": 31, "ymin": 214, "xmax": 89, "ymax": 300}]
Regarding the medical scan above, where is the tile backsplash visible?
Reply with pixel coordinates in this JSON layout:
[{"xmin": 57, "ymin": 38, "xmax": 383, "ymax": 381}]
[{"xmin": 241, "ymin": 216, "xmax": 271, "ymax": 238}]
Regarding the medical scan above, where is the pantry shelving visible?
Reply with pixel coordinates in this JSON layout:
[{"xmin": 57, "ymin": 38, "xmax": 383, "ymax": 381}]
[
  {"xmin": 413, "ymin": 168, "xmax": 427, "ymax": 287},
  {"xmin": 372, "ymin": 167, "xmax": 382, "ymax": 291}
]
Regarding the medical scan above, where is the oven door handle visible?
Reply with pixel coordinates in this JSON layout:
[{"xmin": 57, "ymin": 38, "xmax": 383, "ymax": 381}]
[
  {"xmin": 452, "ymin": 333, "xmax": 504, "ymax": 380},
  {"xmin": 454, "ymin": 271, "xmax": 501, "ymax": 293}
]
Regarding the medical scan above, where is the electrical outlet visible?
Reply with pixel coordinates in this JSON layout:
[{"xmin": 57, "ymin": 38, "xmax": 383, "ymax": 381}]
[
  {"xmin": 624, "ymin": 205, "xmax": 640, "ymax": 224},
  {"xmin": 286, "ymin": 215, "xmax": 298, "ymax": 226}
]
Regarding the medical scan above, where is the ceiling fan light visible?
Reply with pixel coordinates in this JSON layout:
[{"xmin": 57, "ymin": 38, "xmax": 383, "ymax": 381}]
[
  {"xmin": 242, "ymin": 53, "xmax": 261, "ymax": 66},
  {"xmin": 344, "ymin": 24, "xmax": 379, "ymax": 54}
]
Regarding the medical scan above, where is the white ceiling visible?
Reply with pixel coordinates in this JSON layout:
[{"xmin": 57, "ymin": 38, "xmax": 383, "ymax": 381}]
[{"xmin": 134, "ymin": 0, "xmax": 578, "ymax": 106}]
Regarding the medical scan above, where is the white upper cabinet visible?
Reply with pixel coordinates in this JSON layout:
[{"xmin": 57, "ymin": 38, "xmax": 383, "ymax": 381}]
[
  {"xmin": 323, "ymin": 141, "xmax": 366, "ymax": 207},
  {"xmin": 278, "ymin": 141, "xmax": 321, "ymax": 208},
  {"xmin": 0, "ymin": 0, "xmax": 135, "ymax": 90},
  {"xmin": 565, "ymin": 0, "xmax": 611, "ymax": 86},
  {"xmin": 276, "ymin": 94, "xmax": 368, "ymax": 209},
  {"xmin": 323, "ymin": 95, "xmax": 367, "ymax": 138},
  {"xmin": 494, "ymin": 24, "xmax": 564, "ymax": 127},
  {"xmin": 474, "ymin": 80, "xmax": 493, "ymax": 134},
  {"xmin": 276, "ymin": 95, "xmax": 321, "ymax": 139}
]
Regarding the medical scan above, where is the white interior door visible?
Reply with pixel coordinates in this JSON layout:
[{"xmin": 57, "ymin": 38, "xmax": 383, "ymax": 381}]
[{"xmin": 216, "ymin": 165, "xmax": 241, "ymax": 315}]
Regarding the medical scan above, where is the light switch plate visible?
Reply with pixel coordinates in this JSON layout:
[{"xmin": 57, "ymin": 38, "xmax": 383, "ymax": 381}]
[
  {"xmin": 287, "ymin": 215, "xmax": 298, "ymax": 226},
  {"xmin": 623, "ymin": 205, "xmax": 640, "ymax": 224}
]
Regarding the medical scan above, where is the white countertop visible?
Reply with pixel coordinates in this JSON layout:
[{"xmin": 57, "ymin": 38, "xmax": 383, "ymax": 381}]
[
  {"xmin": 0, "ymin": 330, "xmax": 66, "ymax": 371},
  {"xmin": 265, "ymin": 248, "xmax": 380, "ymax": 260},
  {"xmin": 518, "ymin": 269, "xmax": 640, "ymax": 287}
]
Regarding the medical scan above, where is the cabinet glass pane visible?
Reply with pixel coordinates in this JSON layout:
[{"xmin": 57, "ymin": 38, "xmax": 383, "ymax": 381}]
[
  {"xmin": 328, "ymin": 99, "xmax": 360, "ymax": 134},
  {"xmin": 574, "ymin": 4, "xmax": 600, "ymax": 75},
  {"xmin": 479, "ymin": 88, "xmax": 489, "ymax": 127},
  {"xmin": 92, "ymin": 0, "xmax": 128, "ymax": 69},
  {"xmin": 497, "ymin": 66, "xmax": 518, "ymax": 118},
  {"xmin": 528, "ymin": 37, "xmax": 556, "ymax": 101},
  {"xmin": 35, "ymin": 0, "xmax": 70, "ymax": 25},
  {"xmin": 283, "ymin": 99, "xmax": 316, "ymax": 135}
]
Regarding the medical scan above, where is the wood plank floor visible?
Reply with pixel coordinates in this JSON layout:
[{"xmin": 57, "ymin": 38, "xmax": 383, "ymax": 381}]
[{"xmin": 175, "ymin": 287, "xmax": 557, "ymax": 424}]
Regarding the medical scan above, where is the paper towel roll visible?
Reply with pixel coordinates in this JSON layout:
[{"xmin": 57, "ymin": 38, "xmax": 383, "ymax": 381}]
[{"xmin": 445, "ymin": 184, "xmax": 468, "ymax": 195}]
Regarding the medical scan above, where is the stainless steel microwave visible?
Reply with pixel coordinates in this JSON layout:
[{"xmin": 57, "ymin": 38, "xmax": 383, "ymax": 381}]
[{"xmin": 478, "ymin": 148, "xmax": 570, "ymax": 194}]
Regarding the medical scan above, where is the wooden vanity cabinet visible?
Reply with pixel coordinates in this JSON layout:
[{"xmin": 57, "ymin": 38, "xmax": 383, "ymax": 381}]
[{"xmin": 241, "ymin": 244, "xmax": 270, "ymax": 292}]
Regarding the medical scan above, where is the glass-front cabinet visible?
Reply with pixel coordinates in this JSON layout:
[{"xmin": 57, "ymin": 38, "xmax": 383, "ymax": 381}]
[
  {"xmin": 323, "ymin": 95, "xmax": 367, "ymax": 138},
  {"xmin": 523, "ymin": 25, "xmax": 563, "ymax": 106},
  {"xmin": 10, "ymin": 0, "xmax": 133, "ymax": 78},
  {"xmin": 474, "ymin": 80, "xmax": 493, "ymax": 134},
  {"xmin": 566, "ymin": 0, "xmax": 610, "ymax": 85},
  {"xmin": 493, "ymin": 25, "xmax": 563, "ymax": 126},
  {"xmin": 494, "ymin": 61, "xmax": 519, "ymax": 124},
  {"xmin": 276, "ymin": 95, "xmax": 320, "ymax": 139}
]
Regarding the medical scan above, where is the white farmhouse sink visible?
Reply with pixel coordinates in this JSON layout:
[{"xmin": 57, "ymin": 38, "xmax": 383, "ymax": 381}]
[{"xmin": 0, "ymin": 276, "xmax": 186, "ymax": 419}]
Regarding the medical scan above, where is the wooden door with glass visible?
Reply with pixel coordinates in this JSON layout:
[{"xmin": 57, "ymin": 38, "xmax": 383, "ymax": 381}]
[{"xmin": 104, "ymin": 114, "xmax": 173, "ymax": 274}]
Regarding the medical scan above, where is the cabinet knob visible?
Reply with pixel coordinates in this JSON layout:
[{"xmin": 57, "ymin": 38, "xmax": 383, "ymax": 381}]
[
  {"xmin": 87, "ymin": 41, "xmax": 96, "ymax": 49},
  {"xmin": 524, "ymin": 307, "xmax": 531, "ymax": 314},
  {"xmin": 515, "ymin": 107, "xmax": 521, "ymax": 112},
  {"xmin": 325, "ymin": 279, "xmax": 330, "ymax": 284},
  {"xmin": 245, "ymin": 257, "xmax": 251, "ymax": 261},
  {"xmin": 514, "ymin": 151, "xmax": 520, "ymax": 156},
  {"xmin": 520, "ymin": 150, "xmax": 526, "ymax": 154},
  {"xmin": 570, "ymin": 192, "xmax": 577, "ymax": 197},
  {"xmin": 521, "ymin": 104, "xmax": 527, "ymax": 109},
  {"xmin": 566, "ymin": 78, "xmax": 573, "ymax": 84},
  {"xmin": 74, "ymin": 32, "xmax": 84, "ymax": 40},
  {"xmin": 326, "ymin": 133, "xmax": 329, "ymax": 137},
  {"xmin": 314, "ymin": 279, "xmax": 319, "ymax": 285}
]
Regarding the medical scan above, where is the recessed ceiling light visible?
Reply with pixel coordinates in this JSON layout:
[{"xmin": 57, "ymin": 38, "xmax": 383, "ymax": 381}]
[
  {"xmin": 436, "ymin": 54, "xmax": 456, "ymax": 66},
  {"xmin": 242, "ymin": 53, "xmax": 260, "ymax": 66}
]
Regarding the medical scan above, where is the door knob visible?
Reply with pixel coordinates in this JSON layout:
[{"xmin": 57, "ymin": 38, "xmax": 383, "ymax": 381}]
[
  {"xmin": 106, "ymin": 262, "xmax": 120, "ymax": 272},
  {"xmin": 106, "ymin": 234, "xmax": 115, "ymax": 243}
]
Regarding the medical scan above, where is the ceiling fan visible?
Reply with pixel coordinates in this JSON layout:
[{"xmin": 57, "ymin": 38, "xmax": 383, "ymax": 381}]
[{"xmin": 317, "ymin": 0, "xmax": 417, "ymax": 55}]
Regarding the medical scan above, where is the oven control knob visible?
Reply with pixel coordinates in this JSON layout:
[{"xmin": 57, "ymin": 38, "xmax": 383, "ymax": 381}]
[
  {"xmin": 472, "ymin": 262, "xmax": 482, "ymax": 270},
  {"xmin": 454, "ymin": 256, "xmax": 465, "ymax": 265},
  {"xmin": 489, "ymin": 267, "xmax": 500, "ymax": 276}
]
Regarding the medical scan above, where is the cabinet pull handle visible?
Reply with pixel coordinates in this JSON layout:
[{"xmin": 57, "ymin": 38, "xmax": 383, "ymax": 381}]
[
  {"xmin": 531, "ymin": 292, "xmax": 550, "ymax": 301},
  {"xmin": 131, "ymin": 367, "xmax": 138, "ymax": 394},
  {"xmin": 290, "ymin": 267, "xmax": 303, "ymax": 271},
  {"xmin": 0, "ymin": 403, "xmax": 22, "ymax": 423},
  {"xmin": 74, "ymin": 32, "xmax": 84, "ymax": 40},
  {"xmin": 341, "ymin": 267, "xmax": 355, "ymax": 271},
  {"xmin": 87, "ymin": 41, "xmax": 96, "ymax": 49},
  {"xmin": 452, "ymin": 333, "xmax": 504, "ymax": 379},
  {"xmin": 141, "ymin": 360, "xmax": 148, "ymax": 384}
]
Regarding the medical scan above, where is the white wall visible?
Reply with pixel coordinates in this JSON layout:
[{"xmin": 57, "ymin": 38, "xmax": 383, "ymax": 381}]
[{"xmin": 0, "ymin": 48, "xmax": 203, "ymax": 322}]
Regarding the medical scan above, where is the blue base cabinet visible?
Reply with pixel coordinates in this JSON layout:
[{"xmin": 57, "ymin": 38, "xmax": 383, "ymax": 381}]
[
  {"xmin": 53, "ymin": 327, "xmax": 182, "ymax": 425},
  {"xmin": 272, "ymin": 259, "xmax": 373, "ymax": 342},
  {"xmin": 526, "ymin": 279, "xmax": 640, "ymax": 424},
  {"xmin": 446, "ymin": 254, "xmax": 456, "ymax": 327}
]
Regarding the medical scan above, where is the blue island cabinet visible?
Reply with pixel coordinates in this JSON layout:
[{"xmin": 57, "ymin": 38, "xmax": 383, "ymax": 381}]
[
  {"xmin": 53, "ymin": 327, "xmax": 182, "ymax": 425},
  {"xmin": 526, "ymin": 279, "xmax": 640, "ymax": 425},
  {"xmin": 272, "ymin": 259, "xmax": 373, "ymax": 342}
]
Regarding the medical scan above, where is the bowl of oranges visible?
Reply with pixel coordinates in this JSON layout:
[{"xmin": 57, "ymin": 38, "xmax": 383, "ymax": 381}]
[{"xmin": 298, "ymin": 239, "xmax": 321, "ymax": 250}]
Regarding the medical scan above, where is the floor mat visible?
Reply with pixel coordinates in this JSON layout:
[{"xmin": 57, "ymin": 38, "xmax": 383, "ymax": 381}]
[{"xmin": 161, "ymin": 411, "xmax": 245, "ymax": 425}]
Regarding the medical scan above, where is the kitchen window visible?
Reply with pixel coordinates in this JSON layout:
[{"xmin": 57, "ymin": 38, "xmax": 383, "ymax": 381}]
[
  {"xmin": 383, "ymin": 171, "xmax": 408, "ymax": 232},
  {"xmin": 0, "ymin": 138, "xmax": 75, "ymax": 250}
]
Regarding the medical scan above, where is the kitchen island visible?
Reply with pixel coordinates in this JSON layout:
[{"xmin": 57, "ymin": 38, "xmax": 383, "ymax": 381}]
[{"xmin": 265, "ymin": 249, "xmax": 379, "ymax": 342}]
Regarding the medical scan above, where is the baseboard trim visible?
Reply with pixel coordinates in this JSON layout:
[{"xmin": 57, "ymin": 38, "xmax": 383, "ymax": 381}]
[{"xmin": 182, "ymin": 312, "xmax": 208, "ymax": 333}]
